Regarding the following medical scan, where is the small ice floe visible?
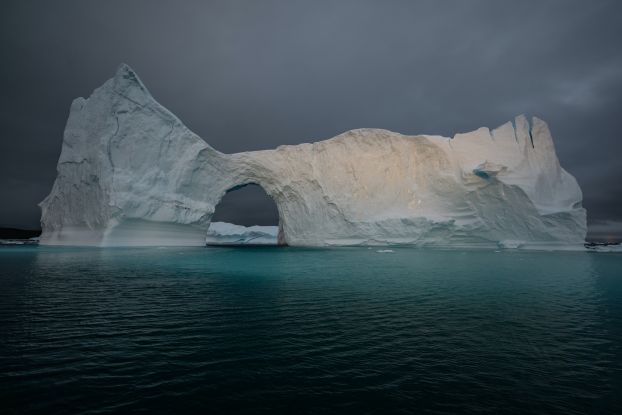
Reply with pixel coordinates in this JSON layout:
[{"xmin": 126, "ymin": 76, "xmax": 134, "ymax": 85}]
[
  {"xmin": 376, "ymin": 249, "xmax": 395, "ymax": 253},
  {"xmin": 497, "ymin": 240, "xmax": 523, "ymax": 249},
  {"xmin": 205, "ymin": 222, "xmax": 278, "ymax": 245}
]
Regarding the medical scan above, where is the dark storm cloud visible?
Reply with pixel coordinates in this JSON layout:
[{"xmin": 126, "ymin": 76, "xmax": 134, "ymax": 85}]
[{"xmin": 1, "ymin": 0, "xmax": 621, "ymax": 237}]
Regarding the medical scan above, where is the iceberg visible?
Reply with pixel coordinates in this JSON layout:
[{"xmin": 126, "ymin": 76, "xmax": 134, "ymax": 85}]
[
  {"xmin": 39, "ymin": 64, "xmax": 587, "ymax": 248},
  {"xmin": 206, "ymin": 222, "xmax": 278, "ymax": 245},
  {"xmin": 585, "ymin": 243, "xmax": 622, "ymax": 253}
]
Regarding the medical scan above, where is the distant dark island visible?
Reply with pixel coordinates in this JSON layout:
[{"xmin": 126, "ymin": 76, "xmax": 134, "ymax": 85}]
[{"xmin": 0, "ymin": 227, "xmax": 41, "ymax": 240}]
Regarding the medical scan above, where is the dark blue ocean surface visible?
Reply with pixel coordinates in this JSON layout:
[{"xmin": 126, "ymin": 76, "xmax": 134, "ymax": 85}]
[{"xmin": 1, "ymin": 246, "xmax": 621, "ymax": 414}]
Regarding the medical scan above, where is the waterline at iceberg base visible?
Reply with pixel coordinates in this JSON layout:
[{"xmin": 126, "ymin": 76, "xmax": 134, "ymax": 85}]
[{"xmin": 39, "ymin": 64, "xmax": 586, "ymax": 248}]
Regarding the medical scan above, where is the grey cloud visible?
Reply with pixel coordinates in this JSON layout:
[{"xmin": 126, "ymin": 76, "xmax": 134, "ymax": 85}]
[
  {"xmin": 587, "ymin": 220, "xmax": 622, "ymax": 243},
  {"xmin": 1, "ymin": 0, "xmax": 621, "ymax": 239}
]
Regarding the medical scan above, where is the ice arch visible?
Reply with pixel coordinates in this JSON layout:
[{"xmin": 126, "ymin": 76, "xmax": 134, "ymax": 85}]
[
  {"xmin": 207, "ymin": 183, "xmax": 284, "ymax": 246},
  {"xmin": 211, "ymin": 183, "xmax": 279, "ymax": 227},
  {"xmin": 39, "ymin": 64, "xmax": 587, "ymax": 248}
]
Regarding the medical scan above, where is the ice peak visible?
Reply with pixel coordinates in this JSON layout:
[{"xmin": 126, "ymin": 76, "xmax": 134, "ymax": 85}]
[{"xmin": 113, "ymin": 63, "xmax": 149, "ymax": 94}]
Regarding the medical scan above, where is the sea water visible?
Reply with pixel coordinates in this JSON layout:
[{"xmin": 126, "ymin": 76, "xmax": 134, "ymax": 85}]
[{"xmin": 1, "ymin": 246, "xmax": 621, "ymax": 414}]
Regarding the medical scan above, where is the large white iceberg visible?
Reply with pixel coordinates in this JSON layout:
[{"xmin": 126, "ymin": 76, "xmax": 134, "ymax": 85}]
[{"xmin": 39, "ymin": 64, "xmax": 587, "ymax": 248}]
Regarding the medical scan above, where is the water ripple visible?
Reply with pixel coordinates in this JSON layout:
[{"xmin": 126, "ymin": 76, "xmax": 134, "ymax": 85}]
[{"xmin": 1, "ymin": 246, "xmax": 621, "ymax": 414}]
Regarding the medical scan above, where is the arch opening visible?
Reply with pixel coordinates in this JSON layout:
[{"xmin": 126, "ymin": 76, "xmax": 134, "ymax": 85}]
[{"xmin": 206, "ymin": 183, "xmax": 283, "ymax": 246}]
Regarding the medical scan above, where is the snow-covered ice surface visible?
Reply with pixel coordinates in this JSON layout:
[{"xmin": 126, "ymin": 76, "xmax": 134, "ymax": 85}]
[
  {"xmin": 40, "ymin": 64, "xmax": 587, "ymax": 248},
  {"xmin": 206, "ymin": 222, "xmax": 278, "ymax": 245}
]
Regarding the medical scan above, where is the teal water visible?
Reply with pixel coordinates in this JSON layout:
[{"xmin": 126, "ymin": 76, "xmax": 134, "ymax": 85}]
[{"xmin": 1, "ymin": 246, "xmax": 621, "ymax": 414}]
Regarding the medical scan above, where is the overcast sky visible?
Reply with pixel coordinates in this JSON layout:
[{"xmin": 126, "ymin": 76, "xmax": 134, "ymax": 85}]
[{"xmin": 1, "ymin": 0, "xmax": 621, "ymax": 240}]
